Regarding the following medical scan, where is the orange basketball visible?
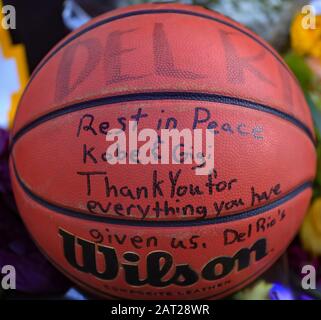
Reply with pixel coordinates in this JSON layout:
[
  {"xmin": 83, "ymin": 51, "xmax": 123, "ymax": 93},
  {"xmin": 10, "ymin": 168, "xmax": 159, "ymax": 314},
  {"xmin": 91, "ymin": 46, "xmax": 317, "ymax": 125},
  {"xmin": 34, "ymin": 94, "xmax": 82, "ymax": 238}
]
[{"xmin": 10, "ymin": 3, "xmax": 316, "ymax": 299}]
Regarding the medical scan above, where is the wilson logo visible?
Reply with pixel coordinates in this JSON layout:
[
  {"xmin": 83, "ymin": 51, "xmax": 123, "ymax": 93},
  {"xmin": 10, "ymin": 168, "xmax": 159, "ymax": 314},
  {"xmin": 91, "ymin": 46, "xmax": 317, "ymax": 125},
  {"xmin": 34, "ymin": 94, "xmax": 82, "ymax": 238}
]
[{"xmin": 59, "ymin": 229, "xmax": 268, "ymax": 287}]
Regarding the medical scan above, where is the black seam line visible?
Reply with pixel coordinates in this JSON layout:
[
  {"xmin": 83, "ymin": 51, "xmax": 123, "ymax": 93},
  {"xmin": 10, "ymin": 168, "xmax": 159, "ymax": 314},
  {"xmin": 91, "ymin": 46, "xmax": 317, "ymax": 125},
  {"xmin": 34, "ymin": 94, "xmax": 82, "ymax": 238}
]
[
  {"xmin": 11, "ymin": 92, "xmax": 316, "ymax": 149},
  {"xmin": 20, "ymin": 8, "xmax": 294, "ymax": 106},
  {"xmin": 13, "ymin": 160, "xmax": 312, "ymax": 227}
]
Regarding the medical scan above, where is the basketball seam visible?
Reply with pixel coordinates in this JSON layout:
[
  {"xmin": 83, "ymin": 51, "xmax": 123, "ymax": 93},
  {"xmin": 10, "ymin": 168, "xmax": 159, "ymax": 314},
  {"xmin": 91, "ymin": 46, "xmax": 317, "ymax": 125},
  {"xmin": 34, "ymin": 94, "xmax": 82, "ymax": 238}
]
[
  {"xmin": 14, "ymin": 7, "xmax": 300, "ymax": 134},
  {"xmin": 23, "ymin": 8, "xmax": 295, "ymax": 94},
  {"xmin": 10, "ymin": 92, "xmax": 316, "ymax": 149},
  {"xmin": 12, "ymin": 158, "xmax": 312, "ymax": 227}
]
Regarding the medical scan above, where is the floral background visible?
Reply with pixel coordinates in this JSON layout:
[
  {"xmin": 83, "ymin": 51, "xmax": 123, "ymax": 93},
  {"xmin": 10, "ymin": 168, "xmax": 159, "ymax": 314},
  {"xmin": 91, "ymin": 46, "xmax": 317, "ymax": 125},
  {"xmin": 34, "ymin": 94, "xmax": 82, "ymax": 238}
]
[{"xmin": 1, "ymin": 0, "xmax": 321, "ymax": 300}]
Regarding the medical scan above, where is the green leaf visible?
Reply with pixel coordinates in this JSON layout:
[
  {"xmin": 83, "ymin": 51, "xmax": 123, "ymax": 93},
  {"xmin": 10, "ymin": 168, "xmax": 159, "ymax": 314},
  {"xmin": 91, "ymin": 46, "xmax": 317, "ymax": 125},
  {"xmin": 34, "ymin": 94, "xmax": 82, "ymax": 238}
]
[
  {"xmin": 284, "ymin": 52, "xmax": 314, "ymax": 91},
  {"xmin": 306, "ymin": 93, "xmax": 321, "ymax": 190}
]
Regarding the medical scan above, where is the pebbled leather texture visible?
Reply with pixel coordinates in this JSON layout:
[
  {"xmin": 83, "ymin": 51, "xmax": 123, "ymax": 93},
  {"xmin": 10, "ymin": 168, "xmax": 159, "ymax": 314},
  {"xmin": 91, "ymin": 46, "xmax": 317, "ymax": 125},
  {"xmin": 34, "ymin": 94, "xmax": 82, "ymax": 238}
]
[{"xmin": 10, "ymin": 3, "xmax": 317, "ymax": 300}]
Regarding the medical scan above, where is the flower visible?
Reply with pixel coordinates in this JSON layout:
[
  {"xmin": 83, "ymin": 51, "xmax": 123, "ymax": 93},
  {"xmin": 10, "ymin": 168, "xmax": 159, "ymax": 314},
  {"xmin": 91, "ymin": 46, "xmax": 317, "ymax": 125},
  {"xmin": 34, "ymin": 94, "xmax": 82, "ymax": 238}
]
[
  {"xmin": 300, "ymin": 198, "xmax": 321, "ymax": 256},
  {"xmin": 291, "ymin": 13, "xmax": 321, "ymax": 61},
  {"xmin": 0, "ymin": 128, "xmax": 70, "ymax": 295},
  {"xmin": 233, "ymin": 280, "xmax": 272, "ymax": 300},
  {"xmin": 269, "ymin": 283, "xmax": 295, "ymax": 300}
]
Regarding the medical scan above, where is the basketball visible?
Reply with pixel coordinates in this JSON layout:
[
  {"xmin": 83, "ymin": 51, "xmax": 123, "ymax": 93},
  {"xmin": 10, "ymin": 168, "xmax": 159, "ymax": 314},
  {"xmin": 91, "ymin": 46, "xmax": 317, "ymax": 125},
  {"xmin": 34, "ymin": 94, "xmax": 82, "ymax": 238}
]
[{"xmin": 9, "ymin": 3, "xmax": 316, "ymax": 299}]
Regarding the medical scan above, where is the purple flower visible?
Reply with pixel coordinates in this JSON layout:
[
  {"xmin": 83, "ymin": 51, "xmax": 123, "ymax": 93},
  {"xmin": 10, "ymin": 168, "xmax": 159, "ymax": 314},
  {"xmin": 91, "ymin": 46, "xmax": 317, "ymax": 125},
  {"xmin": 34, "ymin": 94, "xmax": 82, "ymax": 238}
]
[
  {"xmin": 288, "ymin": 239, "xmax": 321, "ymax": 287},
  {"xmin": 0, "ymin": 128, "xmax": 11, "ymax": 194},
  {"xmin": 0, "ymin": 128, "xmax": 70, "ymax": 294},
  {"xmin": 269, "ymin": 283, "xmax": 295, "ymax": 300}
]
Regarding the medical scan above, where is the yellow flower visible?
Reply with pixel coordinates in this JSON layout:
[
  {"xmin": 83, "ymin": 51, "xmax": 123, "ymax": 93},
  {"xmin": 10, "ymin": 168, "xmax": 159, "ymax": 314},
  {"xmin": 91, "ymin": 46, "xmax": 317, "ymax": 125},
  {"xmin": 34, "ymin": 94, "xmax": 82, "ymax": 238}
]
[
  {"xmin": 233, "ymin": 280, "xmax": 272, "ymax": 300},
  {"xmin": 300, "ymin": 197, "xmax": 321, "ymax": 256},
  {"xmin": 291, "ymin": 13, "xmax": 321, "ymax": 60}
]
